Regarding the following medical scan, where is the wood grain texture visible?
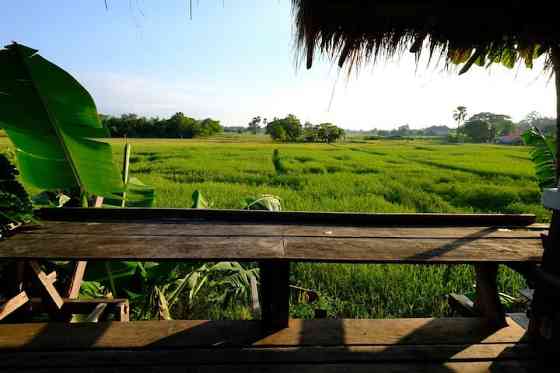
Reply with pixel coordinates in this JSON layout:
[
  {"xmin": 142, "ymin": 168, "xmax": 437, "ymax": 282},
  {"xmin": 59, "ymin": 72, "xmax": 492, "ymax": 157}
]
[
  {"xmin": 0, "ymin": 318, "xmax": 526, "ymax": 351},
  {"xmin": 16, "ymin": 221, "xmax": 545, "ymax": 238},
  {"xmin": 0, "ymin": 291, "xmax": 29, "ymax": 321},
  {"xmin": 0, "ymin": 222, "xmax": 544, "ymax": 263}
]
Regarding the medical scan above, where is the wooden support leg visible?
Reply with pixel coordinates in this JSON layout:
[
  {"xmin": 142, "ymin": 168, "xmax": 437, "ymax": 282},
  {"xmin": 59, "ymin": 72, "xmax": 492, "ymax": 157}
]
[
  {"xmin": 474, "ymin": 263, "xmax": 506, "ymax": 328},
  {"xmin": 0, "ymin": 291, "xmax": 29, "ymax": 321},
  {"xmin": 29, "ymin": 261, "xmax": 64, "ymax": 311},
  {"xmin": 66, "ymin": 261, "xmax": 87, "ymax": 299},
  {"xmin": 259, "ymin": 261, "xmax": 289, "ymax": 331}
]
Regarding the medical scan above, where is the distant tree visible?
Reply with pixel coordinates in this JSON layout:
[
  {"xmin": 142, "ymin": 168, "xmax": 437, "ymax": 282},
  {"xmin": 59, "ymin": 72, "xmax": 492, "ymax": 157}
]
[
  {"xmin": 467, "ymin": 112, "xmax": 514, "ymax": 140},
  {"xmin": 462, "ymin": 120, "xmax": 493, "ymax": 143},
  {"xmin": 518, "ymin": 111, "xmax": 556, "ymax": 136},
  {"xmin": 394, "ymin": 124, "xmax": 411, "ymax": 137},
  {"xmin": 266, "ymin": 114, "xmax": 302, "ymax": 142},
  {"xmin": 102, "ymin": 112, "xmax": 221, "ymax": 139},
  {"xmin": 248, "ymin": 116, "xmax": 262, "ymax": 134},
  {"xmin": 453, "ymin": 106, "xmax": 468, "ymax": 131},
  {"xmin": 303, "ymin": 122, "xmax": 317, "ymax": 142},
  {"xmin": 317, "ymin": 123, "xmax": 345, "ymax": 143}
]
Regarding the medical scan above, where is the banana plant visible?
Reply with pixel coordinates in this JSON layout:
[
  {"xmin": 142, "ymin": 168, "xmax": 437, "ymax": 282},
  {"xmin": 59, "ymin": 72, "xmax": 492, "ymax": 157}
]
[
  {"xmin": 522, "ymin": 126, "xmax": 557, "ymax": 189},
  {"xmin": 0, "ymin": 42, "xmax": 154, "ymax": 206},
  {"xmin": 0, "ymin": 154, "xmax": 33, "ymax": 231}
]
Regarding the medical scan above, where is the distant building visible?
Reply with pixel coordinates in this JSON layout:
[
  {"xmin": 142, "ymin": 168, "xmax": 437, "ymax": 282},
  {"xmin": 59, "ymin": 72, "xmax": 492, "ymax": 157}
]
[{"xmin": 497, "ymin": 129, "xmax": 523, "ymax": 145}]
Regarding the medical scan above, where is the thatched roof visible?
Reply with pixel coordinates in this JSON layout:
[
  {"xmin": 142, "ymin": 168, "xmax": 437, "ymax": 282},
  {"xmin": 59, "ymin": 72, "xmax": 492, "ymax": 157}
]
[{"xmin": 292, "ymin": 0, "xmax": 560, "ymax": 74}]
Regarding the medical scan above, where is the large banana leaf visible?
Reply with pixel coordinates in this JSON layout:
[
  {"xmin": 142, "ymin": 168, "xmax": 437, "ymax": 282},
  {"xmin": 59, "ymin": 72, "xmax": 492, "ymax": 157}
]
[
  {"xmin": 0, "ymin": 42, "xmax": 124, "ymax": 198},
  {"xmin": 522, "ymin": 127, "xmax": 557, "ymax": 189}
]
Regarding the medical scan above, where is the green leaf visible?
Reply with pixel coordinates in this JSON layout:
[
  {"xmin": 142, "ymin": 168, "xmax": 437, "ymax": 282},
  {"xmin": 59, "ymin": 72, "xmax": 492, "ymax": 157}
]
[
  {"xmin": 0, "ymin": 42, "xmax": 124, "ymax": 198},
  {"xmin": 191, "ymin": 190, "xmax": 208, "ymax": 208},
  {"xmin": 123, "ymin": 177, "xmax": 155, "ymax": 207},
  {"xmin": 102, "ymin": 177, "xmax": 155, "ymax": 207},
  {"xmin": 243, "ymin": 194, "xmax": 282, "ymax": 211},
  {"xmin": 522, "ymin": 127, "xmax": 557, "ymax": 189}
]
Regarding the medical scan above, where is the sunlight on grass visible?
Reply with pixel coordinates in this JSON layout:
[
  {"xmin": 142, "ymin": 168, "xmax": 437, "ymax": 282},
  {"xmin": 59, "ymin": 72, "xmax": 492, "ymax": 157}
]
[{"xmin": 0, "ymin": 136, "xmax": 541, "ymax": 319}]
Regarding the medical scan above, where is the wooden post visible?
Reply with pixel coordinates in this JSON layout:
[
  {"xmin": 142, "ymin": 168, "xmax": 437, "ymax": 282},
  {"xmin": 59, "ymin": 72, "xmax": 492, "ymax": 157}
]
[
  {"xmin": 0, "ymin": 291, "xmax": 29, "ymax": 321},
  {"xmin": 473, "ymin": 263, "xmax": 506, "ymax": 328},
  {"xmin": 66, "ymin": 261, "xmax": 87, "ymax": 299},
  {"xmin": 121, "ymin": 143, "xmax": 131, "ymax": 207},
  {"xmin": 259, "ymin": 261, "xmax": 289, "ymax": 331},
  {"xmin": 29, "ymin": 261, "xmax": 64, "ymax": 311}
]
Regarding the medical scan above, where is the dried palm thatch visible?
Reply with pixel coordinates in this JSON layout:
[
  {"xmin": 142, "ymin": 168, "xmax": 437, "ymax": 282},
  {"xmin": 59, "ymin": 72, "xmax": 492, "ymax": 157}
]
[{"xmin": 292, "ymin": 0, "xmax": 559, "ymax": 74}]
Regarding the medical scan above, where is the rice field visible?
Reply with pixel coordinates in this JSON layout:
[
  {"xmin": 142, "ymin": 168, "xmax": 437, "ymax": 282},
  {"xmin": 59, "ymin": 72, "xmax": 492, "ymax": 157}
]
[{"xmin": 0, "ymin": 135, "xmax": 546, "ymax": 319}]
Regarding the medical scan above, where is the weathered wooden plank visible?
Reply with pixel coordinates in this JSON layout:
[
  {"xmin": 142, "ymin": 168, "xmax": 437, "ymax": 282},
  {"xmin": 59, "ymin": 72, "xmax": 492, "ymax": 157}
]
[
  {"xmin": 0, "ymin": 344, "xmax": 533, "ymax": 368},
  {"xmin": 0, "ymin": 235, "xmax": 542, "ymax": 263},
  {"xmin": 0, "ymin": 318, "xmax": 526, "ymax": 350},
  {"xmin": 36, "ymin": 207, "xmax": 536, "ymax": 227},
  {"xmin": 0, "ymin": 236, "xmax": 285, "ymax": 261},
  {"xmin": 28, "ymin": 298, "xmax": 129, "ymax": 318},
  {"xmin": 6, "ymin": 361, "xmax": 538, "ymax": 373},
  {"xmin": 448, "ymin": 293, "xmax": 476, "ymax": 316},
  {"xmin": 259, "ymin": 261, "xmax": 290, "ymax": 330},
  {"xmin": 283, "ymin": 237, "xmax": 543, "ymax": 263},
  {"xmin": 28, "ymin": 261, "xmax": 64, "ymax": 310},
  {"xmin": 17, "ymin": 221, "xmax": 546, "ymax": 239},
  {"xmin": 0, "ymin": 291, "xmax": 29, "ymax": 321},
  {"xmin": 65, "ymin": 261, "xmax": 87, "ymax": 299}
]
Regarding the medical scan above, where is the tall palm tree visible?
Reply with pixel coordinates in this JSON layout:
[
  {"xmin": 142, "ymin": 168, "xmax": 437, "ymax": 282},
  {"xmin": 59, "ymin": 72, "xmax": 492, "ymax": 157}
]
[{"xmin": 452, "ymin": 106, "xmax": 468, "ymax": 132}]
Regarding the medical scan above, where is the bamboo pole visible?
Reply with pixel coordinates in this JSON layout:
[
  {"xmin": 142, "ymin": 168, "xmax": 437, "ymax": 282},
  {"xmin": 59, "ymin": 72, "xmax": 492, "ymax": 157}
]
[{"xmin": 121, "ymin": 143, "xmax": 131, "ymax": 208}]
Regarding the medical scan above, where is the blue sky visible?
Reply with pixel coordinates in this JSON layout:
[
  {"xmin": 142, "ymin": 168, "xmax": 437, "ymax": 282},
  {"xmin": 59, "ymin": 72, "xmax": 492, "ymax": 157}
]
[{"xmin": 0, "ymin": 0, "xmax": 556, "ymax": 129}]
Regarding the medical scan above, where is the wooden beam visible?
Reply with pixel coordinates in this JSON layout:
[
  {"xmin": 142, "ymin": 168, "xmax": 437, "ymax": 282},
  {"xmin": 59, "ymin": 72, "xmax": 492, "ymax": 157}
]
[
  {"xmin": 28, "ymin": 298, "xmax": 129, "ymax": 320},
  {"xmin": 473, "ymin": 263, "xmax": 506, "ymax": 328},
  {"xmin": 447, "ymin": 293, "xmax": 476, "ymax": 317},
  {"xmin": 85, "ymin": 303, "xmax": 107, "ymax": 323},
  {"xmin": 0, "ymin": 291, "xmax": 29, "ymax": 321},
  {"xmin": 28, "ymin": 261, "xmax": 64, "ymax": 310},
  {"xmin": 115, "ymin": 300, "xmax": 129, "ymax": 322},
  {"xmin": 0, "ymin": 318, "xmax": 527, "ymax": 350},
  {"xmin": 36, "ymin": 207, "xmax": 536, "ymax": 227},
  {"xmin": 259, "ymin": 261, "xmax": 290, "ymax": 331},
  {"xmin": 0, "ymin": 231, "xmax": 544, "ymax": 263},
  {"xmin": 66, "ymin": 261, "xmax": 87, "ymax": 299},
  {"xmin": 0, "ymin": 345, "xmax": 534, "ymax": 369}
]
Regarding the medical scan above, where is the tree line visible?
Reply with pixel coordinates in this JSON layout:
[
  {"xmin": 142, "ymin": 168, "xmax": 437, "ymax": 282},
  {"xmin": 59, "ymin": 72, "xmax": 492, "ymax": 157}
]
[
  {"xmin": 451, "ymin": 109, "xmax": 556, "ymax": 143},
  {"xmin": 101, "ymin": 113, "xmax": 223, "ymax": 138},
  {"xmin": 366, "ymin": 110, "xmax": 556, "ymax": 143},
  {"xmin": 247, "ymin": 115, "xmax": 345, "ymax": 143}
]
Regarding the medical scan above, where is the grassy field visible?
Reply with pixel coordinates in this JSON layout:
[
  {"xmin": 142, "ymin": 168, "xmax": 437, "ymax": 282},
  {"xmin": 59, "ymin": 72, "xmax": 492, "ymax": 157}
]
[{"xmin": 0, "ymin": 135, "xmax": 546, "ymax": 319}]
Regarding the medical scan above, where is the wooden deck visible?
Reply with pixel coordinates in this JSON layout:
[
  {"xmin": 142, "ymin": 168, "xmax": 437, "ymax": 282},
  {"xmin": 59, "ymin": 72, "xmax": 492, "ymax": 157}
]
[
  {"xmin": 0, "ymin": 317, "xmax": 534, "ymax": 372},
  {"xmin": 0, "ymin": 209, "xmax": 546, "ymax": 372}
]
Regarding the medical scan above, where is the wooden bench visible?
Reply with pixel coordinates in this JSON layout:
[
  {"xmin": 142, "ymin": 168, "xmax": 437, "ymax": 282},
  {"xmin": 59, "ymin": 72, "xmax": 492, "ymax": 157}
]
[{"xmin": 0, "ymin": 208, "xmax": 549, "ymax": 372}]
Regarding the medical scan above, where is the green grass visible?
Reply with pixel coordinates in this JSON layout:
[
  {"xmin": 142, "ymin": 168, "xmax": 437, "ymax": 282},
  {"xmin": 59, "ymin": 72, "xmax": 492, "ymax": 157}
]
[{"xmin": 0, "ymin": 136, "xmax": 544, "ymax": 319}]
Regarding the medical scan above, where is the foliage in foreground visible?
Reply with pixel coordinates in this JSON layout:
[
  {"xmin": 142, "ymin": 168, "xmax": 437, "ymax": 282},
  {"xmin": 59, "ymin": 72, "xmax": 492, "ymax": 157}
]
[
  {"xmin": 522, "ymin": 127, "xmax": 557, "ymax": 189},
  {"xmin": 0, "ymin": 42, "xmax": 154, "ymax": 208},
  {"xmin": 0, "ymin": 153, "xmax": 33, "ymax": 230}
]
